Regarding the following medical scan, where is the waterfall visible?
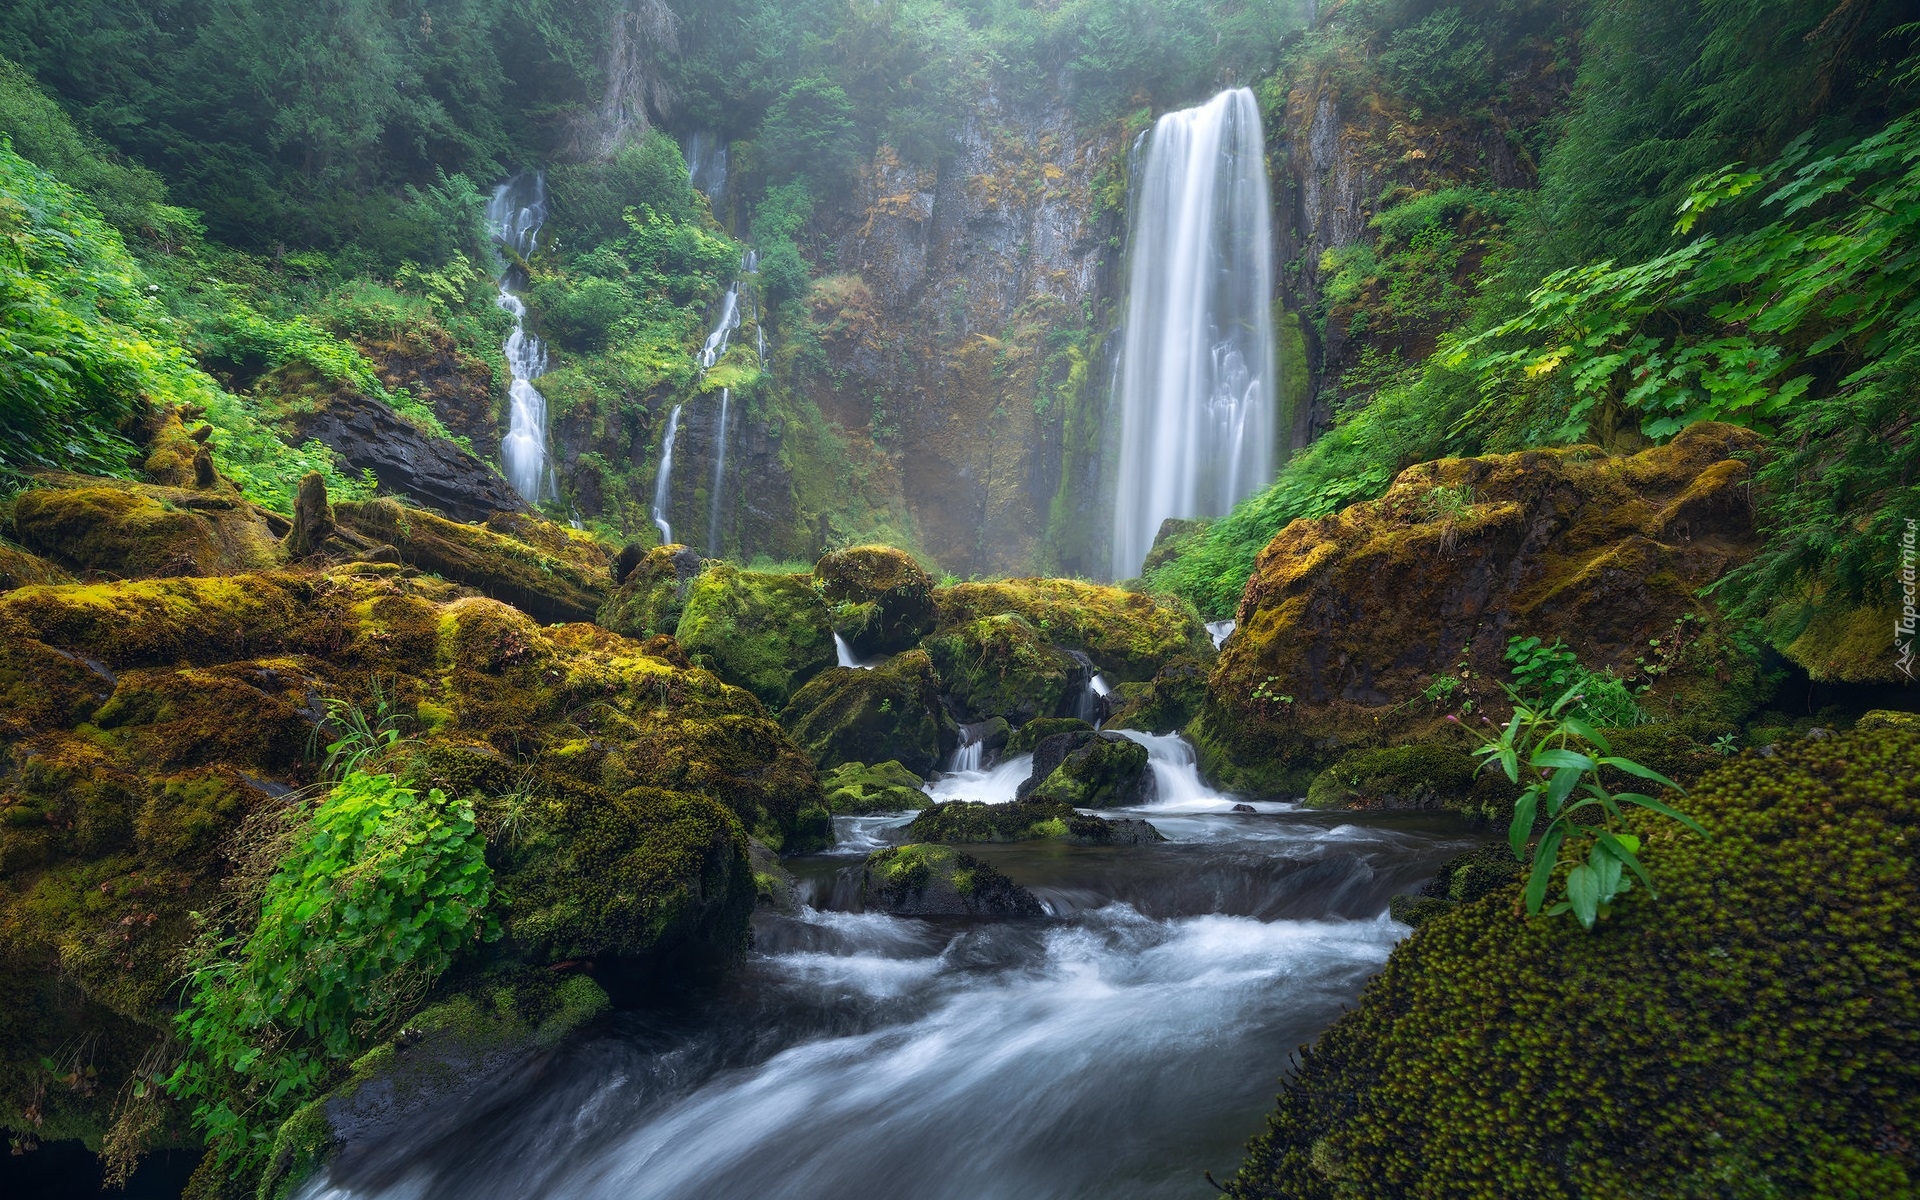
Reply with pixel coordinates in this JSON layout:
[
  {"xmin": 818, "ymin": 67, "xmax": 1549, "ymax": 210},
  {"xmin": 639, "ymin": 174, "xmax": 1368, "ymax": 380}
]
[
  {"xmin": 700, "ymin": 284, "xmax": 741, "ymax": 369},
  {"xmin": 651, "ymin": 405, "xmax": 682, "ymax": 544},
  {"xmin": 1207, "ymin": 619, "xmax": 1237, "ymax": 648},
  {"xmin": 707, "ymin": 388, "xmax": 730, "ymax": 553},
  {"xmin": 1108, "ymin": 88, "xmax": 1277, "ymax": 580},
  {"xmin": 486, "ymin": 173, "xmax": 553, "ymax": 504},
  {"xmin": 684, "ymin": 132, "xmax": 729, "ymax": 204}
]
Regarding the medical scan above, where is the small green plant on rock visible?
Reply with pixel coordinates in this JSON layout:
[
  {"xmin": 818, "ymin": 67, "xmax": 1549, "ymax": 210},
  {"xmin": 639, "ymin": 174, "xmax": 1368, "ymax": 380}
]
[
  {"xmin": 1463, "ymin": 684, "xmax": 1703, "ymax": 931},
  {"xmin": 165, "ymin": 770, "xmax": 497, "ymax": 1174},
  {"xmin": 1505, "ymin": 635, "xmax": 1646, "ymax": 728}
]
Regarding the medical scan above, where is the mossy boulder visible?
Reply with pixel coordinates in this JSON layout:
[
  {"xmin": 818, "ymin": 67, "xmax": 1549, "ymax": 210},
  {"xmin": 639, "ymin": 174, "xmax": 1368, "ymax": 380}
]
[
  {"xmin": 11, "ymin": 473, "xmax": 282, "ymax": 579},
  {"xmin": 933, "ymin": 577, "xmax": 1211, "ymax": 682},
  {"xmin": 860, "ymin": 844, "xmax": 1042, "ymax": 917},
  {"xmin": 1203, "ymin": 424, "xmax": 1773, "ymax": 796},
  {"xmin": 1304, "ymin": 744, "xmax": 1479, "ymax": 811},
  {"xmin": 1005, "ymin": 716, "xmax": 1094, "ymax": 755},
  {"xmin": 1105, "ymin": 653, "xmax": 1211, "ymax": 735},
  {"xmin": 1140, "ymin": 516, "xmax": 1211, "ymax": 577},
  {"xmin": 0, "ymin": 537, "xmax": 73, "ymax": 592},
  {"xmin": 923, "ymin": 613, "xmax": 1088, "ymax": 725},
  {"xmin": 1021, "ymin": 731, "xmax": 1153, "ymax": 809},
  {"xmin": 1228, "ymin": 727, "xmax": 1920, "ymax": 1199},
  {"xmin": 1859, "ymin": 708, "xmax": 1920, "ymax": 733},
  {"xmin": 779, "ymin": 648, "xmax": 951, "ymax": 774},
  {"xmin": 673, "ymin": 564, "xmax": 836, "ymax": 710},
  {"xmin": 598, "ymin": 543, "xmax": 707, "ymax": 640},
  {"xmin": 0, "ymin": 566, "xmax": 828, "ymax": 1160},
  {"xmin": 814, "ymin": 544, "xmax": 936, "ymax": 657},
  {"xmin": 820, "ymin": 760, "xmax": 931, "ymax": 814},
  {"xmin": 333, "ymin": 498, "xmax": 611, "ymax": 624},
  {"xmin": 906, "ymin": 795, "xmax": 1160, "ymax": 845}
]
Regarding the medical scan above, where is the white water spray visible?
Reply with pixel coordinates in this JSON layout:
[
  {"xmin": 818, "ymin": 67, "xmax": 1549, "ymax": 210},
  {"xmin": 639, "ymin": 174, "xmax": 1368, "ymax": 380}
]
[
  {"xmin": 1109, "ymin": 88, "xmax": 1277, "ymax": 579},
  {"xmin": 486, "ymin": 174, "xmax": 552, "ymax": 503},
  {"xmin": 707, "ymin": 388, "xmax": 731, "ymax": 552}
]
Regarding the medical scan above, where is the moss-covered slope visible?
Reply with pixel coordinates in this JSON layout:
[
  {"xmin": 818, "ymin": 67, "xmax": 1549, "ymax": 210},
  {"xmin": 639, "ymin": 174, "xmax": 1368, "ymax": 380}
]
[{"xmin": 1229, "ymin": 726, "xmax": 1920, "ymax": 1198}]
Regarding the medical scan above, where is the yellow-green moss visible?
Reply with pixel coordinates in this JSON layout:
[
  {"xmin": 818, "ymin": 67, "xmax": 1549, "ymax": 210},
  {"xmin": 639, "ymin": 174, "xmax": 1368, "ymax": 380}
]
[
  {"xmin": 933, "ymin": 577, "xmax": 1210, "ymax": 682},
  {"xmin": 780, "ymin": 649, "xmax": 950, "ymax": 774},
  {"xmin": 674, "ymin": 564, "xmax": 836, "ymax": 709}
]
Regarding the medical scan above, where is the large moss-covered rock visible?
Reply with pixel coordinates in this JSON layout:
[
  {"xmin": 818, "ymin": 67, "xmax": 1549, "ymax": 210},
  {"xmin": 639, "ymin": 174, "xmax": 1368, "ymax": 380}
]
[
  {"xmin": 779, "ymin": 649, "xmax": 951, "ymax": 774},
  {"xmin": 673, "ymin": 564, "xmax": 836, "ymax": 709},
  {"xmin": 815, "ymin": 544, "xmax": 936, "ymax": 658},
  {"xmin": 1201, "ymin": 424, "xmax": 1773, "ymax": 796},
  {"xmin": 1005, "ymin": 716, "xmax": 1093, "ymax": 755},
  {"xmin": 1022, "ymin": 731, "xmax": 1153, "ymax": 808},
  {"xmin": 1104, "ymin": 653, "xmax": 1211, "ymax": 735},
  {"xmin": 820, "ymin": 760, "xmax": 931, "ymax": 814},
  {"xmin": 861, "ymin": 844, "xmax": 1042, "ymax": 917},
  {"xmin": 333, "ymin": 498, "xmax": 611, "ymax": 624},
  {"xmin": 906, "ymin": 795, "xmax": 1160, "ymax": 845},
  {"xmin": 923, "ymin": 613, "xmax": 1087, "ymax": 726},
  {"xmin": 0, "ymin": 537, "xmax": 73, "ymax": 592},
  {"xmin": 11, "ymin": 473, "xmax": 282, "ymax": 579},
  {"xmin": 1228, "ymin": 727, "xmax": 1920, "ymax": 1199},
  {"xmin": 1304, "ymin": 744, "xmax": 1480, "ymax": 812},
  {"xmin": 0, "ymin": 566, "xmax": 826, "ymax": 1160},
  {"xmin": 933, "ymin": 577, "xmax": 1211, "ymax": 682},
  {"xmin": 598, "ymin": 543, "xmax": 706, "ymax": 640}
]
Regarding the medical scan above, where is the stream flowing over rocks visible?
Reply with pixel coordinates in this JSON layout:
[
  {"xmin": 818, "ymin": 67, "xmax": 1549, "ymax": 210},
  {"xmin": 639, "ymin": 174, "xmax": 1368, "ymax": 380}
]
[{"xmin": 291, "ymin": 735, "xmax": 1479, "ymax": 1200}]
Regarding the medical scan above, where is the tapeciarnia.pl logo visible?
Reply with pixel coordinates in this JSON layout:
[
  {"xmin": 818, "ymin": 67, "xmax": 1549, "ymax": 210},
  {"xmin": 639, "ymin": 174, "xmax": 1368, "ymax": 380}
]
[{"xmin": 1899, "ymin": 518, "xmax": 1917, "ymax": 680}]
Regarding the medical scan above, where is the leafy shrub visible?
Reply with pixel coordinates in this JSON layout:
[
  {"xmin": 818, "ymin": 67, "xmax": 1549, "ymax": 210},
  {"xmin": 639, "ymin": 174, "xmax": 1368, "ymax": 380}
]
[
  {"xmin": 549, "ymin": 131, "xmax": 698, "ymax": 245},
  {"xmin": 166, "ymin": 770, "xmax": 496, "ymax": 1173},
  {"xmin": 757, "ymin": 76, "xmax": 863, "ymax": 189},
  {"xmin": 535, "ymin": 275, "xmax": 632, "ymax": 353}
]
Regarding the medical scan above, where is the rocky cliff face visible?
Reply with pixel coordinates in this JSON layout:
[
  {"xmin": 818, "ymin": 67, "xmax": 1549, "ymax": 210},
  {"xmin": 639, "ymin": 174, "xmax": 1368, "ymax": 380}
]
[{"xmin": 807, "ymin": 87, "xmax": 1126, "ymax": 576}]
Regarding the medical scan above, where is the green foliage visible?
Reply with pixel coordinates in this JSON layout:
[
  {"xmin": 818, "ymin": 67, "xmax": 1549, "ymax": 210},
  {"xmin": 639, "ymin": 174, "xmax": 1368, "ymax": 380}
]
[
  {"xmin": 1374, "ymin": 7, "xmax": 1493, "ymax": 113},
  {"xmin": 1460, "ymin": 115, "xmax": 1920, "ymax": 616},
  {"xmin": 1503, "ymin": 635, "xmax": 1646, "ymax": 729},
  {"xmin": 1468, "ymin": 684, "xmax": 1698, "ymax": 930},
  {"xmin": 757, "ymin": 76, "xmax": 862, "ymax": 191},
  {"xmin": 548, "ymin": 132, "xmax": 700, "ymax": 245},
  {"xmin": 166, "ymin": 770, "xmax": 496, "ymax": 1174}
]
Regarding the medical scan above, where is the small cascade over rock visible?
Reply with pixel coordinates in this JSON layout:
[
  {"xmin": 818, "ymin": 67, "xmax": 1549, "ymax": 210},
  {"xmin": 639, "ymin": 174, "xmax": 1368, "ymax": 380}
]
[
  {"xmin": 1109, "ymin": 87, "xmax": 1277, "ymax": 579},
  {"xmin": 486, "ymin": 173, "xmax": 553, "ymax": 504},
  {"xmin": 651, "ymin": 404, "xmax": 682, "ymax": 544},
  {"xmin": 683, "ymin": 131, "xmax": 729, "ymax": 204},
  {"xmin": 832, "ymin": 632, "xmax": 876, "ymax": 671},
  {"xmin": 1207, "ymin": 619, "xmax": 1236, "ymax": 648},
  {"xmin": 701, "ymin": 276, "xmax": 745, "ymax": 554}
]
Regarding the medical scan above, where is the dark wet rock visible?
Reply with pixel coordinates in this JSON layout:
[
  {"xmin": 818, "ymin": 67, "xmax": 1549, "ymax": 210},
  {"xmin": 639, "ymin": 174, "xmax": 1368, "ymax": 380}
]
[
  {"xmin": 1020, "ymin": 731, "xmax": 1153, "ymax": 809},
  {"xmin": 1005, "ymin": 716, "xmax": 1092, "ymax": 755},
  {"xmin": 281, "ymin": 379, "xmax": 528, "ymax": 523},
  {"xmin": 861, "ymin": 844, "xmax": 1042, "ymax": 917},
  {"xmin": 906, "ymin": 796, "xmax": 1161, "ymax": 846}
]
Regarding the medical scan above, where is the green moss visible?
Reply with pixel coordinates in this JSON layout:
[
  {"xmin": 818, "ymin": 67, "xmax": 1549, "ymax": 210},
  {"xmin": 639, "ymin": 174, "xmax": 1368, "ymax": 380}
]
[
  {"xmin": 674, "ymin": 564, "xmax": 836, "ymax": 709},
  {"xmin": 1005, "ymin": 717, "xmax": 1094, "ymax": 755},
  {"xmin": 1025, "ymin": 733, "xmax": 1152, "ymax": 809},
  {"xmin": 779, "ymin": 649, "xmax": 950, "ymax": 774},
  {"xmin": 819, "ymin": 760, "xmax": 930, "ymax": 814},
  {"xmin": 923, "ymin": 613, "xmax": 1081, "ymax": 725},
  {"xmin": 861, "ymin": 843, "xmax": 1042, "ymax": 917},
  {"xmin": 11, "ymin": 479, "xmax": 282, "ymax": 579},
  {"xmin": 1304, "ymin": 744, "xmax": 1479, "ymax": 811},
  {"xmin": 933, "ymin": 578, "xmax": 1210, "ymax": 682},
  {"xmin": 1229, "ymin": 727, "xmax": 1920, "ymax": 1198},
  {"xmin": 598, "ymin": 543, "xmax": 707, "ymax": 641},
  {"xmin": 814, "ymin": 544, "xmax": 936, "ymax": 657}
]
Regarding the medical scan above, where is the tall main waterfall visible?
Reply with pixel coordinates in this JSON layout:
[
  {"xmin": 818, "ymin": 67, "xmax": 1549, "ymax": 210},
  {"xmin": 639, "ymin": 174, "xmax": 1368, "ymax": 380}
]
[
  {"xmin": 1108, "ymin": 88, "xmax": 1277, "ymax": 580},
  {"xmin": 486, "ymin": 174, "xmax": 553, "ymax": 504}
]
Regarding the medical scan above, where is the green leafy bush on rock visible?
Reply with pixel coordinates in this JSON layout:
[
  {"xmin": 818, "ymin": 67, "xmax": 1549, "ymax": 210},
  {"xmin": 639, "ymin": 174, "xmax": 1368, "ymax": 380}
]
[{"xmin": 1229, "ymin": 726, "xmax": 1920, "ymax": 1198}]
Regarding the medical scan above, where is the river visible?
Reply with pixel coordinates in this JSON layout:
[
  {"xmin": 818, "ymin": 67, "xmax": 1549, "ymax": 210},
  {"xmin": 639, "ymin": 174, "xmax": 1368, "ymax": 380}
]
[{"xmin": 295, "ymin": 746, "xmax": 1478, "ymax": 1200}]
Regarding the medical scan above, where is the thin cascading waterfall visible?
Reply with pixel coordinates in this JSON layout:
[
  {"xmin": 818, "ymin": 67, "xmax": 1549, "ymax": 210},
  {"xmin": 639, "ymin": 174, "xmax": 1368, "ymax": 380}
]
[
  {"xmin": 486, "ymin": 173, "xmax": 553, "ymax": 503},
  {"xmin": 1108, "ymin": 88, "xmax": 1277, "ymax": 580},
  {"xmin": 651, "ymin": 405, "xmax": 682, "ymax": 544},
  {"xmin": 697, "ymin": 283, "xmax": 742, "ymax": 553},
  {"xmin": 706, "ymin": 387, "xmax": 730, "ymax": 552}
]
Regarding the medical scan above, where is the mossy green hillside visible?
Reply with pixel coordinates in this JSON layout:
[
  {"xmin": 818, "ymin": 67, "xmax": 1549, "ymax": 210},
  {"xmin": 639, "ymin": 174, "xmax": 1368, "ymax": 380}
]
[{"xmin": 1229, "ymin": 727, "xmax": 1920, "ymax": 1198}]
